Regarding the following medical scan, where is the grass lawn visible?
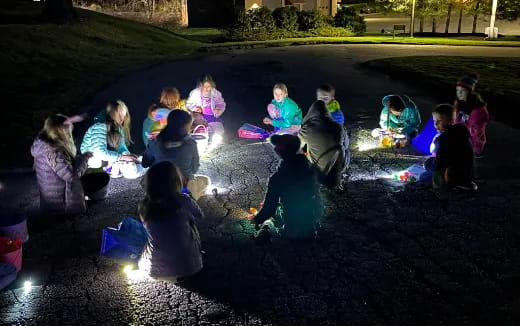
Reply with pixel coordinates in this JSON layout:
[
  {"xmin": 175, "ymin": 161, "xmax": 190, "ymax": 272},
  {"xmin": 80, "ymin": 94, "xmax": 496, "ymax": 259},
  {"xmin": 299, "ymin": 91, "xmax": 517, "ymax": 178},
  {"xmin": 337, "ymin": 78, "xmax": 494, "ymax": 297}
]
[
  {"xmin": 0, "ymin": 5, "xmax": 200, "ymax": 168},
  {"xmin": 364, "ymin": 56, "xmax": 520, "ymax": 127},
  {"xmin": 206, "ymin": 35, "xmax": 520, "ymax": 48},
  {"xmin": 169, "ymin": 27, "xmax": 226, "ymax": 43}
]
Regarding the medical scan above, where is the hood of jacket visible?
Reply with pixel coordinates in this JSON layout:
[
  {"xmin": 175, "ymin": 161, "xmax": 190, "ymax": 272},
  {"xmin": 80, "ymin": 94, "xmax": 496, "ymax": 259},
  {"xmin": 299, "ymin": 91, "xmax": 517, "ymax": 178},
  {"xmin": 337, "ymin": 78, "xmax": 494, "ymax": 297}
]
[
  {"xmin": 300, "ymin": 101, "xmax": 342, "ymax": 139},
  {"xmin": 160, "ymin": 134, "xmax": 192, "ymax": 149}
]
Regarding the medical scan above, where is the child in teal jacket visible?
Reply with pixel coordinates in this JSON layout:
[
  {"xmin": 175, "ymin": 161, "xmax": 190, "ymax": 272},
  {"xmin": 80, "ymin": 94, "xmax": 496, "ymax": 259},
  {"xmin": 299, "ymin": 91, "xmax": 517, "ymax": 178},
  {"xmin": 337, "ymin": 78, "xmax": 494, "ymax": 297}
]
[
  {"xmin": 379, "ymin": 94, "xmax": 421, "ymax": 138},
  {"xmin": 263, "ymin": 83, "xmax": 302, "ymax": 135}
]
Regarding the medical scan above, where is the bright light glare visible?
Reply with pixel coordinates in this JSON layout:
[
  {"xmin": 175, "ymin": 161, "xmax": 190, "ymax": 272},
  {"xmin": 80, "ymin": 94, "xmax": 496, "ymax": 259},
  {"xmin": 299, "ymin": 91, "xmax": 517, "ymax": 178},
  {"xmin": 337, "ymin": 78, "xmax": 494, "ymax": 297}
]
[
  {"xmin": 206, "ymin": 186, "xmax": 226, "ymax": 195},
  {"xmin": 357, "ymin": 142, "xmax": 378, "ymax": 152},
  {"xmin": 126, "ymin": 269, "xmax": 148, "ymax": 281},
  {"xmin": 123, "ymin": 265, "xmax": 134, "ymax": 274},
  {"xmin": 24, "ymin": 280, "xmax": 32, "ymax": 291},
  {"xmin": 251, "ymin": 3, "xmax": 260, "ymax": 9},
  {"xmin": 211, "ymin": 134, "xmax": 223, "ymax": 147}
]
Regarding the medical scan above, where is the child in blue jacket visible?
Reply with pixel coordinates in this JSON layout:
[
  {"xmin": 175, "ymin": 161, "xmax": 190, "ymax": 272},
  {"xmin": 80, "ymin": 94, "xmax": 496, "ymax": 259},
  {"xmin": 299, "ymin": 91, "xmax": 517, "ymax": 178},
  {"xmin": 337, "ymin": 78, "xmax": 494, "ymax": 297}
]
[{"xmin": 317, "ymin": 84, "xmax": 344, "ymax": 125}]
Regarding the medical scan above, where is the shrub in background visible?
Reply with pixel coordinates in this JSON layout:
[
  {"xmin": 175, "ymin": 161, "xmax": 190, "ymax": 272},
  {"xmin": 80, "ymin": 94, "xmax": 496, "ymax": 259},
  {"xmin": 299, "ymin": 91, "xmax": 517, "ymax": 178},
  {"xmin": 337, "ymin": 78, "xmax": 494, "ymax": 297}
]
[
  {"xmin": 250, "ymin": 6, "xmax": 275, "ymax": 32},
  {"xmin": 334, "ymin": 7, "xmax": 367, "ymax": 35},
  {"xmin": 227, "ymin": 6, "xmax": 361, "ymax": 41},
  {"xmin": 308, "ymin": 26, "xmax": 354, "ymax": 37},
  {"xmin": 297, "ymin": 10, "xmax": 329, "ymax": 31},
  {"xmin": 272, "ymin": 6, "xmax": 299, "ymax": 31},
  {"xmin": 227, "ymin": 9, "xmax": 253, "ymax": 40}
]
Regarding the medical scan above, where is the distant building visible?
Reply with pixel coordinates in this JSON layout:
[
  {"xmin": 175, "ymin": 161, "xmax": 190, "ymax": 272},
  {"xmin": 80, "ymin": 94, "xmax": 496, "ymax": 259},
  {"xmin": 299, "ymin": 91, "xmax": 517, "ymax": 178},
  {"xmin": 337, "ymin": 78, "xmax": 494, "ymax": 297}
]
[
  {"xmin": 188, "ymin": 0, "xmax": 341, "ymax": 27},
  {"xmin": 245, "ymin": 0, "xmax": 341, "ymax": 16}
]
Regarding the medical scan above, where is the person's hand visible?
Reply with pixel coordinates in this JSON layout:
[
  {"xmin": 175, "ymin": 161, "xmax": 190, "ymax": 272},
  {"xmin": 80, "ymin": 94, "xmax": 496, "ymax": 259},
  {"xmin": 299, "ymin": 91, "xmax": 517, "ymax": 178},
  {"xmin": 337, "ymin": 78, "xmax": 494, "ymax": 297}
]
[
  {"xmin": 263, "ymin": 117, "xmax": 272, "ymax": 125},
  {"xmin": 119, "ymin": 154, "xmax": 137, "ymax": 162}
]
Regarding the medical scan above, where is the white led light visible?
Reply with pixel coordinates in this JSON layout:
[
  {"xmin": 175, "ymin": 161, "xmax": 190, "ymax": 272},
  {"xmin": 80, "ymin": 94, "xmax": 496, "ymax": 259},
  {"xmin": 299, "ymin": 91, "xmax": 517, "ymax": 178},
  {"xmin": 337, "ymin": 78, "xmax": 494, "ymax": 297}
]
[{"xmin": 23, "ymin": 280, "xmax": 32, "ymax": 292}]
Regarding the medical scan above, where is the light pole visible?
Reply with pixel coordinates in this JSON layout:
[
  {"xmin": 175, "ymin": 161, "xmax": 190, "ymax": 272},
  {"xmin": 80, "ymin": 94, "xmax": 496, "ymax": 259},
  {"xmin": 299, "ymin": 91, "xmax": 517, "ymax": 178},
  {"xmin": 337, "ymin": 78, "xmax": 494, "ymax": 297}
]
[
  {"xmin": 488, "ymin": 0, "xmax": 498, "ymax": 38},
  {"xmin": 410, "ymin": 0, "xmax": 416, "ymax": 38}
]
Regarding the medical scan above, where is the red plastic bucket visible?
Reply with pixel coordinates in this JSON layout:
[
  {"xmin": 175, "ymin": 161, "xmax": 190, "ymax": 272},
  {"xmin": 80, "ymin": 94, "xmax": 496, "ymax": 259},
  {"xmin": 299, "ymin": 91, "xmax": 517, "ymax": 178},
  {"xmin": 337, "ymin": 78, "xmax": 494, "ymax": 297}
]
[{"xmin": 0, "ymin": 237, "xmax": 22, "ymax": 272}]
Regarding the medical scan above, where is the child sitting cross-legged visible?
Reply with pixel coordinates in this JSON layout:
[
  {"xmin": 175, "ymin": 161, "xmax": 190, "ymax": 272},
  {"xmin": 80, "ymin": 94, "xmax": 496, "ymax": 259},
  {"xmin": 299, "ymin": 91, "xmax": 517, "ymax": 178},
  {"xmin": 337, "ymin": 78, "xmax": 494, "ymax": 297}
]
[
  {"xmin": 252, "ymin": 134, "xmax": 323, "ymax": 241},
  {"xmin": 138, "ymin": 161, "xmax": 204, "ymax": 281},
  {"xmin": 142, "ymin": 110, "xmax": 209, "ymax": 201},
  {"xmin": 425, "ymin": 104, "xmax": 477, "ymax": 191},
  {"xmin": 263, "ymin": 83, "xmax": 303, "ymax": 135}
]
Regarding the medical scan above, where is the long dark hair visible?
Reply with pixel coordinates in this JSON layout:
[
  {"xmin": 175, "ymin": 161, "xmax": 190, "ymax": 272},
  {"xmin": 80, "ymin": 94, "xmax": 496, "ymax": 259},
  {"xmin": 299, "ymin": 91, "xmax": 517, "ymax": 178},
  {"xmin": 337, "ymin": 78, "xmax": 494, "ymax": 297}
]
[
  {"xmin": 457, "ymin": 92, "xmax": 486, "ymax": 115},
  {"xmin": 138, "ymin": 161, "xmax": 184, "ymax": 222}
]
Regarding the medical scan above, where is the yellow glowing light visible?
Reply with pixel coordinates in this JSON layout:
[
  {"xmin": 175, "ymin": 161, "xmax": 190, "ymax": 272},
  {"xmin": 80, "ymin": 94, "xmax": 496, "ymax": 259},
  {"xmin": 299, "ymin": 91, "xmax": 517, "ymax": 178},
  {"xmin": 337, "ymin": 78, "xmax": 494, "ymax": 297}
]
[
  {"xmin": 126, "ymin": 269, "xmax": 147, "ymax": 281},
  {"xmin": 123, "ymin": 265, "xmax": 134, "ymax": 274},
  {"xmin": 251, "ymin": 3, "xmax": 260, "ymax": 9}
]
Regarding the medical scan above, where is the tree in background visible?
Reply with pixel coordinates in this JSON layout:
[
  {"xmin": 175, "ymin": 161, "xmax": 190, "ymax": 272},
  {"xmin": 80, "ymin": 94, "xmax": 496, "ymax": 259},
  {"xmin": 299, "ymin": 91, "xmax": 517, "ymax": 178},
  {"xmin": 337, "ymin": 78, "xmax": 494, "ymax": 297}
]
[
  {"xmin": 470, "ymin": 0, "xmax": 483, "ymax": 33},
  {"xmin": 496, "ymin": 0, "xmax": 520, "ymax": 20},
  {"xmin": 444, "ymin": 0, "xmax": 455, "ymax": 33},
  {"xmin": 143, "ymin": 0, "xmax": 156, "ymax": 20}
]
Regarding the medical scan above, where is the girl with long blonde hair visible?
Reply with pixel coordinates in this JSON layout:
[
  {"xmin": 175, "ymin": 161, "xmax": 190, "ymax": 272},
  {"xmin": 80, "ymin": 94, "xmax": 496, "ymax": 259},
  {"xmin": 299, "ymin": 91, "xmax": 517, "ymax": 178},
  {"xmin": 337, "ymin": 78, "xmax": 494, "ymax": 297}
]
[
  {"xmin": 31, "ymin": 114, "xmax": 92, "ymax": 215},
  {"xmin": 81, "ymin": 100, "xmax": 144, "ymax": 179}
]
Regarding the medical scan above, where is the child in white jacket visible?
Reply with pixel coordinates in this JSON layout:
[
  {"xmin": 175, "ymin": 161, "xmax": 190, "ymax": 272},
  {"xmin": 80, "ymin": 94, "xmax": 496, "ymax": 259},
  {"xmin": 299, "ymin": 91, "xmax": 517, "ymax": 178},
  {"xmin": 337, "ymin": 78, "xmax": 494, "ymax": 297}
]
[{"xmin": 186, "ymin": 74, "xmax": 226, "ymax": 143}]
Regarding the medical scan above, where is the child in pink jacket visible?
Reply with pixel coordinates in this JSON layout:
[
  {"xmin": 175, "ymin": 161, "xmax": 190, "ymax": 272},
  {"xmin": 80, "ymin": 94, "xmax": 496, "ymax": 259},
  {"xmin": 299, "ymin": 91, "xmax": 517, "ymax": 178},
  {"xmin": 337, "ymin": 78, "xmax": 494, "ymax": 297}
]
[{"xmin": 454, "ymin": 74, "xmax": 489, "ymax": 158}]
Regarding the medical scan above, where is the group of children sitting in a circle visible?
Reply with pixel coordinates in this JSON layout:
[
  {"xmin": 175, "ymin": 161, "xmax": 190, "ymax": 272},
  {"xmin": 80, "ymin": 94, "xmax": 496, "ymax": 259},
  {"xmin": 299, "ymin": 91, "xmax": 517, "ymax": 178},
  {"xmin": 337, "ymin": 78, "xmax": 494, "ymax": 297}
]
[{"xmin": 30, "ymin": 72, "xmax": 488, "ymax": 280}]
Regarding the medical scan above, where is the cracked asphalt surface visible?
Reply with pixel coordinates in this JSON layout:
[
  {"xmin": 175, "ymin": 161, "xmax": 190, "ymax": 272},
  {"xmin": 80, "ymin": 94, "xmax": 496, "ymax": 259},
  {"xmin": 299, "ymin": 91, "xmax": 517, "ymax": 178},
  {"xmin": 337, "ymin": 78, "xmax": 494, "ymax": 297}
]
[{"xmin": 1, "ymin": 45, "xmax": 520, "ymax": 325}]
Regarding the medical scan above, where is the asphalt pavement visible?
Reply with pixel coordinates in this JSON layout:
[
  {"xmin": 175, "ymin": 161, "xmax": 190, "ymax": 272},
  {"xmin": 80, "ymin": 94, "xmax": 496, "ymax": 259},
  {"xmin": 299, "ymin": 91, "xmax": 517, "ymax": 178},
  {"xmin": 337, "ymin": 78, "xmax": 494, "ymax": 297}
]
[{"xmin": 1, "ymin": 44, "xmax": 520, "ymax": 325}]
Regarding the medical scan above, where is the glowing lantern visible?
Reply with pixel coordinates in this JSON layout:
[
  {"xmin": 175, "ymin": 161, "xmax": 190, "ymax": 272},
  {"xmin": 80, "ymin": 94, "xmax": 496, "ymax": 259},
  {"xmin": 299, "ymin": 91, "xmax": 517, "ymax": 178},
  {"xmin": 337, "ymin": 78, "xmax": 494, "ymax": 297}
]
[{"xmin": 381, "ymin": 136, "xmax": 393, "ymax": 148}]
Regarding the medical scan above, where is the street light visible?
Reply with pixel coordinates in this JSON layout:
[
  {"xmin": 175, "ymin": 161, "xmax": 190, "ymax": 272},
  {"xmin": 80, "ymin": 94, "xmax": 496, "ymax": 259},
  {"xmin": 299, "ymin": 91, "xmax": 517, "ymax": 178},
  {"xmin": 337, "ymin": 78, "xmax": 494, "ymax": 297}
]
[
  {"xmin": 410, "ymin": 0, "xmax": 416, "ymax": 38},
  {"xmin": 488, "ymin": 0, "xmax": 498, "ymax": 38}
]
